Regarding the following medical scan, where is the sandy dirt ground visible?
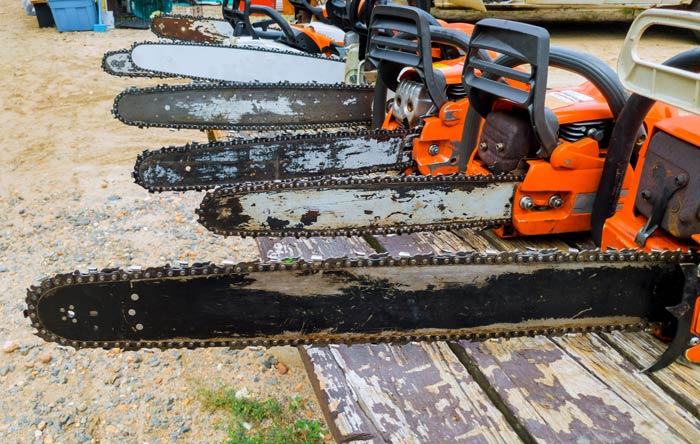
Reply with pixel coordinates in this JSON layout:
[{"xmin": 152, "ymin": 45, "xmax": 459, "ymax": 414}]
[{"xmin": 0, "ymin": 1, "xmax": 697, "ymax": 443}]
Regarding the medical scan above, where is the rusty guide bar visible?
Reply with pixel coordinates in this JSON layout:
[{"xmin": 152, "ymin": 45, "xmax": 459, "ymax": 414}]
[{"xmin": 26, "ymin": 250, "xmax": 693, "ymax": 351}]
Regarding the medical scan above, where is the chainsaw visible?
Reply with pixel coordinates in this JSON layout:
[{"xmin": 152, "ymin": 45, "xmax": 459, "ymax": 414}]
[
  {"xmin": 26, "ymin": 8, "xmax": 700, "ymax": 372},
  {"xmin": 110, "ymin": 9, "xmax": 475, "ymax": 132},
  {"xmin": 102, "ymin": 0, "xmax": 389, "ymax": 83}
]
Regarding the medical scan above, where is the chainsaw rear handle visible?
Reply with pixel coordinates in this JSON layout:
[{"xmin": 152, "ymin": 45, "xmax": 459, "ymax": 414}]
[{"xmin": 618, "ymin": 9, "xmax": 700, "ymax": 115}]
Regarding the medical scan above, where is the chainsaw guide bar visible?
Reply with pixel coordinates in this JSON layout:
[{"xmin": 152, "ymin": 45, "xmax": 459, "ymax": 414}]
[
  {"xmin": 134, "ymin": 129, "xmax": 419, "ymax": 192},
  {"xmin": 26, "ymin": 250, "xmax": 694, "ymax": 351},
  {"xmin": 113, "ymin": 82, "xmax": 374, "ymax": 131}
]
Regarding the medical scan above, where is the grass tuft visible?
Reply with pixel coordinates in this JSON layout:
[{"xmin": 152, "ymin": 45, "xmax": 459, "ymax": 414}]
[{"xmin": 200, "ymin": 387, "xmax": 330, "ymax": 444}]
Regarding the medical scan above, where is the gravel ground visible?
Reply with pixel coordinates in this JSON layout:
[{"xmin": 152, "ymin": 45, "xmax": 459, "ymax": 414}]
[
  {"xmin": 0, "ymin": 4, "xmax": 329, "ymax": 444},
  {"xmin": 1, "ymin": 1, "xmax": 697, "ymax": 443}
]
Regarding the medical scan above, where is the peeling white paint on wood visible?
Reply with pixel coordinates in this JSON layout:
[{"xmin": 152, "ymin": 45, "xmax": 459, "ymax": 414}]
[
  {"xmin": 304, "ymin": 343, "xmax": 521, "ymax": 443},
  {"xmin": 460, "ymin": 337, "xmax": 692, "ymax": 443},
  {"xmin": 603, "ymin": 330, "xmax": 700, "ymax": 417},
  {"xmin": 552, "ymin": 333, "xmax": 700, "ymax": 441}
]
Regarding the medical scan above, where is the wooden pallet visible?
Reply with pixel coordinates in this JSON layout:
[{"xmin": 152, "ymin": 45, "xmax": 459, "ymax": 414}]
[{"xmin": 254, "ymin": 231, "xmax": 700, "ymax": 444}]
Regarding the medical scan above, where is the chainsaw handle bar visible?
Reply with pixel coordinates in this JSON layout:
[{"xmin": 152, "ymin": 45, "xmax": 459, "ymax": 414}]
[
  {"xmin": 250, "ymin": 5, "xmax": 298, "ymax": 42},
  {"xmin": 619, "ymin": 9, "xmax": 700, "ymax": 115},
  {"xmin": 463, "ymin": 18, "xmax": 557, "ymax": 158},
  {"xmin": 222, "ymin": 0, "xmax": 296, "ymax": 42},
  {"xmin": 287, "ymin": 0, "xmax": 328, "ymax": 24},
  {"xmin": 458, "ymin": 44, "xmax": 628, "ymax": 172}
]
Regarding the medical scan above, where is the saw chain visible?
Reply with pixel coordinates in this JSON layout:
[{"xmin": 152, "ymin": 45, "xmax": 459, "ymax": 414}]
[
  {"xmin": 101, "ymin": 49, "xmax": 178, "ymax": 79},
  {"xmin": 127, "ymin": 40, "xmax": 346, "ymax": 80},
  {"xmin": 197, "ymin": 173, "xmax": 522, "ymax": 238},
  {"xmin": 26, "ymin": 249, "xmax": 694, "ymax": 351},
  {"xmin": 112, "ymin": 81, "xmax": 374, "ymax": 131},
  {"xmin": 134, "ymin": 128, "xmax": 420, "ymax": 192}
]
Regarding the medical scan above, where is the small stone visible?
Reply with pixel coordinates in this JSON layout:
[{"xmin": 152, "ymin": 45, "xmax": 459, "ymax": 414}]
[
  {"xmin": 38, "ymin": 421, "xmax": 46, "ymax": 431},
  {"xmin": 101, "ymin": 182, "xmax": 108, "ymax": 189},
  {"xmin": 107, "ymin": 195, "xmax": 121, "ymax": 201},
  {"xmin": 266, "ymin": 378, "xmax": 277, "ymax": 385},
  {"xmin": 3, "ymin": 340, "xmax": 19, "ymax": 353},
  {"xmin": 275, "ymin": 363, "xmax": 289, "ymax": 375},
  {"xmin": 38, "ymin": 354, "xmax": 52, "ymax": 364},
  {"xmin": 0, "ymin": 266, "xmax": 8, "ymax": 272},
  {"xmin": 262, "ymin": 359, "xmax": 272, "ymax": 369}
]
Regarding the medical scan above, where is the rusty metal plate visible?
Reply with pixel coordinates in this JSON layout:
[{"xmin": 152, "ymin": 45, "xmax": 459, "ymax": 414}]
[
  {"xmin": 114, "ymin": 82, "xmax": 374, "ymax": 130},
  {"xmin": 151, "ymin": 15, "xmax": 233, "ymax": 44},
  {"xmin": 635, "ymin": 130, "xmax": 700, "ymax": 240}
]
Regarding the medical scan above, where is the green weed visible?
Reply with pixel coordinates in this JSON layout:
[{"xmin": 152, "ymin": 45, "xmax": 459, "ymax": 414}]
[{"xmin": 200, "ymin": 388, "xmax": 330, "ymax": 444}]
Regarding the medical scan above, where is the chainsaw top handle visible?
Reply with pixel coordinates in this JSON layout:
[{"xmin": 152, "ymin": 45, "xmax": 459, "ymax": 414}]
[
  {"xmin": 368, "ymin": 4, "xmax": 464, "ymax": 127},
  {"xmin": 222, "ymin": 0, "xmax": 296, "ymax": 42},
  {"xmin": 287, "ymin": 0, "xmax": 328, "ymax": 24},
  {"xmin": 463, "ymin": 18, "xmax": 557, "ymax": 159}
]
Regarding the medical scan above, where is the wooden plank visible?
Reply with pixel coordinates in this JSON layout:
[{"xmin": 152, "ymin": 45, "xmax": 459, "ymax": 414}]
[
  {"xmin": 371, "ymin": 233, "xmax": 436, "ymax": 257},
  {"xmin": 256, "ymin": 236, "xmax": 376, "ymax": 261},
  {"xmin": 373, "ymin": 230, "xmax": 494, "ymax": 258},
  {"xmin": 552, "ymin": 333, "xmax": 700, "ymax": 440},
  {"xmin": 478, "ymin": 230, "xmax": 573, "ymax": 252},
  {"xmin": 451, "ymin": 228, "xmax": 498, "ymax": 251},
  {"xmin": 456, "ymin": 336, "xmax": 691, "ymax": 443},
  {"xmin": 301, "ymin": 343, "xmax": 524, "ymax": 444},
  {"xmin": 258, "ymin": 235, "xmax": 383, "ymax": 443},
  {"xmin": 602, "ymin": 330, "xmax": 700, "ymax": 418},
  {"xmin": 301, "ymin": 347, "xmax": 383, "ymax": 444}
]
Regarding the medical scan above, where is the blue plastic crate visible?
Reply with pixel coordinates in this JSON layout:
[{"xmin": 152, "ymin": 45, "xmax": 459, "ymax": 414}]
[{"xmin": 48, "ymin": 0, "xmax": 96, "ymax": 32}]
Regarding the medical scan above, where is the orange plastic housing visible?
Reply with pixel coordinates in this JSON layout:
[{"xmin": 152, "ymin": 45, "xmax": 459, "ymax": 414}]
[
  {"xmin": 295, "ymin": 25, "xmax": 343, "ymax": 54},
  {"xmin": 412, "ymin": 80, "xmax": 630, "ymax": 236},
  {"xmin": 600, "ymin": 114, "xmax": 699, "ymax": 252}
]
